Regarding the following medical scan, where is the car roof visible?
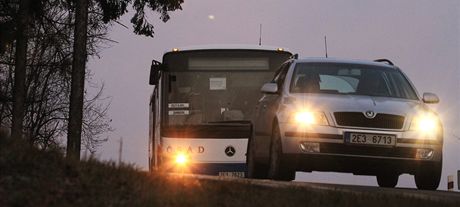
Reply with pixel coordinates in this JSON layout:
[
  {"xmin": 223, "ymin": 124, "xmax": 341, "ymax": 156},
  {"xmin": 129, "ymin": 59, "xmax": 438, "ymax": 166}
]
[{"xmin": 293, "ymin": 57, "xmax": 397, "ymax": 69}]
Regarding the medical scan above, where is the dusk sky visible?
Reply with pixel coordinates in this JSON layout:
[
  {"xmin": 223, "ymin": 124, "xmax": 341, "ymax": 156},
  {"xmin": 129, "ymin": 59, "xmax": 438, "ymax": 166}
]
[{"xmin": 87, "ymin": 0, "xmax": 459, "ymax": 189}]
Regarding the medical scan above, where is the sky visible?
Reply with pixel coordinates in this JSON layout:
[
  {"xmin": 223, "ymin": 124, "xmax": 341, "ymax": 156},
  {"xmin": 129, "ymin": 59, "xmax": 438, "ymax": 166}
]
[{"xmin": 87, "ymin": 0, "xmax": 460, "ymax": 190}]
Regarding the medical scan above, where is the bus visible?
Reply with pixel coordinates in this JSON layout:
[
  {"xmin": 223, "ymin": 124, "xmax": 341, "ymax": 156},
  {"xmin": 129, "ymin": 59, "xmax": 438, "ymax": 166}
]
[{"xmin": 148, "ymin": 45, "xmax": 292, "ymax": 176}]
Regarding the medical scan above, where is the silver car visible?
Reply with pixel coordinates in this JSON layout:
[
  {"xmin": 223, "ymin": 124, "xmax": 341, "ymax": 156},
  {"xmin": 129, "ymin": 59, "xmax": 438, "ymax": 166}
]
[{"xmin": 247, "ymin": 57, "xmax": 443, "ymax": 190}]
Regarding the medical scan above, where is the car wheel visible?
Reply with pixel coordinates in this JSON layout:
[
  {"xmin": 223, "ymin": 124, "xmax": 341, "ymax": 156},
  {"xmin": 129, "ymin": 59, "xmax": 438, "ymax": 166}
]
[
  {"xmin": 267, "ymin": 123, "xmax": 295, "ymax": 181},
  {"xmin": 376, "ymin": 173, "xmax": 399, "ymax": 188},
  {"xmin": 246, "ymin": 131, "xmax": 269, "ymax": 179},
  {"xmin": 415, "ymin": 161, "xmax": 442, "ymax": 190}
]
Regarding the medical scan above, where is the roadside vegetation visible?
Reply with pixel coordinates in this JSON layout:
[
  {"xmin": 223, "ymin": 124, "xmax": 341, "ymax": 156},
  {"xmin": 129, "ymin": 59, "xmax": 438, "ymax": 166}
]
[
  {"xmin": 1, "ymin": 130, "xmax": 458, "ymax": 207},
  {"xmin": 0, "ymin": 0, "xmax": 184, "ymax": 159}
]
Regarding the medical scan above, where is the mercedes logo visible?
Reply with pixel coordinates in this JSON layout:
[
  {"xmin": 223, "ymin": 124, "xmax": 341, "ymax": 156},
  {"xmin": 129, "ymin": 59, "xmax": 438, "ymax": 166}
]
[
  {"xmin": 225, "ymin": 146, "xmax": 236, "ymax": 157},
  {"xmin": 364, "ymin": 110, "xmax": 377, "ymax": 119}
]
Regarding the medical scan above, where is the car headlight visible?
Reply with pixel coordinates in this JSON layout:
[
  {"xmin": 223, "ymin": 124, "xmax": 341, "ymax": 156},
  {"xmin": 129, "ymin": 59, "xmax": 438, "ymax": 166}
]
[
  {"xmin": 409, "ymin": 112, "xmax": 441, "ymax": 138},
  {"xmin": 291, "ymin": 110, "xmax": 328, "ymax": 126}
]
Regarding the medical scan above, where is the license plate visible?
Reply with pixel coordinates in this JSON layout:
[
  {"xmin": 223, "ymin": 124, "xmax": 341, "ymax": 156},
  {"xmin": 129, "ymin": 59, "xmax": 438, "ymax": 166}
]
[
  {"xmin": 218, "ymin": 171, "xmax": 245, "ymax": 178},
  {"xmin": 346, "ymin": 132, "xmax": 396, "ymax": 146}
]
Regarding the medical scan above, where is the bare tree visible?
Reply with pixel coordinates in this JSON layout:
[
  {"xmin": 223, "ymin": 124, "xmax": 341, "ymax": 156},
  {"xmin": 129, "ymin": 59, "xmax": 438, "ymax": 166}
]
[
  {"xmin": 66, "ymin": 0, "xmax": 184, "ymax": 160},
  {"xmin": 11, "ymin": 0, "xmax": 30, "ymax": 140},
  {"xmin": 0, "ymin": 0, "xmax": 112, "ymax": 150},
  {"xmin": 67, "ymin": 0, "xmax": 89, "ymax": 160},
  {"xmin": 2, "ymin": 0, "xmax": 183, "ymax": 157}
]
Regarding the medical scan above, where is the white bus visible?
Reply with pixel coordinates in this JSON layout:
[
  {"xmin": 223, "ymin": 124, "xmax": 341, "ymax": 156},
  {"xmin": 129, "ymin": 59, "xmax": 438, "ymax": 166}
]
[{"xmin": 149, "ymin": 45, "xmax": 292, "ymax": 176}]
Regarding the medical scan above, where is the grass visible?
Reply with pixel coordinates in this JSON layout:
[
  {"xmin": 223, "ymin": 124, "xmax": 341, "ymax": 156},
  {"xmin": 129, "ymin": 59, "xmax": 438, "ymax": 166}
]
[{"xmin": 1, "ymin": 130, "xmax": 459, "ymax": 207}]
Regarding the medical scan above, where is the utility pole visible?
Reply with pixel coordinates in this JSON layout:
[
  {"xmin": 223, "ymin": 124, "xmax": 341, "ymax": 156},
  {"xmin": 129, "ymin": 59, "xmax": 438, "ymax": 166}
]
[
  {"xmin": 324, "ymin": 36, "xmax": 328, "ymax": 58},
  {"xmin": 259, "ymin": 24, "xmax": 262, "ymax": 46},
  {"xmin": 118, "ymin": 137, "xmax": 123, "ymax": 165}
]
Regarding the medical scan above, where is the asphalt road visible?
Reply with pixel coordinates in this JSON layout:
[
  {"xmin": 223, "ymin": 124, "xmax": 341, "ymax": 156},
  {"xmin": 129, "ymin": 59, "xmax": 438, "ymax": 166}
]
[{"xmin": 174, "ymin": 173, "xmax": 460, "ymax": 204}]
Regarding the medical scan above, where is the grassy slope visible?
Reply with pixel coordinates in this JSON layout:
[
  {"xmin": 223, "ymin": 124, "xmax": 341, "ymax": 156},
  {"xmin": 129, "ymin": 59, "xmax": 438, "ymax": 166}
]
[{"xmin": 0, "ymin": 131, "xmax": 458, "ymax": 207}]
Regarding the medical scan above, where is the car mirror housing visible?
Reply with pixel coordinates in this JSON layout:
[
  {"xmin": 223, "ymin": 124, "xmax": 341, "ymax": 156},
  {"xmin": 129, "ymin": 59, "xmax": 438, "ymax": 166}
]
[
  {"xmin": 422, "ymin": 92, "xmax": 439, "ymax": 104},
  {"xmin": 261, "ymin": 83, "xmax": 278, "ymax": 94}
]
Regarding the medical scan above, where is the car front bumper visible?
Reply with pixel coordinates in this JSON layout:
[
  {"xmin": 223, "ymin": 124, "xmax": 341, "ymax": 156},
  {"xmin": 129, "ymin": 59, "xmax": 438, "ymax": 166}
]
[{"xmin": 279, "ymin": 123, "xmax": 443, "ymax": 174}]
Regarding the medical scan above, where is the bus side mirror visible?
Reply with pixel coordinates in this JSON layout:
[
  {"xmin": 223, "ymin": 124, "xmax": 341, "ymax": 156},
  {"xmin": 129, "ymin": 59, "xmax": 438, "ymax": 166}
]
[{"xmin": 149, "ymin": 60, "xmax": 162, "ymax": 85}]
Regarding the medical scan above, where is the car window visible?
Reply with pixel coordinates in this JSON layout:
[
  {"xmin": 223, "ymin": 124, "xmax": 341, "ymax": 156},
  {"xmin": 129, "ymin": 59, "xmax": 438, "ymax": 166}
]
[
  {"xmin": 289, "ymin": 62, "xmax": 418, "ymax": 100},
  {"xmin": 319, "ymin": 75, "xmax": 356, "ymax": 93}
]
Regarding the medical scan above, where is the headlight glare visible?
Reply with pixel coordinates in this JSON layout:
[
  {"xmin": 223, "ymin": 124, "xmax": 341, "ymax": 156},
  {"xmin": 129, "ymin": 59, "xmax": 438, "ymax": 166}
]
[
  {"xmin": 410, "ymin": 112, "xmax": 440, "ymax": 138},
  {"xmin": 292, "ymin": 111, "xmax": 328, "ymax": 126},
  {"xmin": 174, "ymin": 152, "xmax": 189, "ymax": 166}
]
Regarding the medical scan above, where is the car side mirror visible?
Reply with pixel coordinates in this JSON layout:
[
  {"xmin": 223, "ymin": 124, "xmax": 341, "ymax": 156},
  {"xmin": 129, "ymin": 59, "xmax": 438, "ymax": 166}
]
[
  {"xmin": 149, "ymin": 60, "xmax": 162, "ymax": 85},
  {"xmin": 261, "ymin": 83, "xmax": 278, "ymax": 94},
  {"xmin": 422, "ymin": 92, "xmax": 439, "ymax": 104}
]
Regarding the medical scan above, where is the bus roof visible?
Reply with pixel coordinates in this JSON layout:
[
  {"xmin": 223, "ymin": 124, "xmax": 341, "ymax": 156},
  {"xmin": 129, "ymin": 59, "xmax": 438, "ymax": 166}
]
[{"xmin": 164, "ymin": 44, "xmax": 291, "ymax": 54}]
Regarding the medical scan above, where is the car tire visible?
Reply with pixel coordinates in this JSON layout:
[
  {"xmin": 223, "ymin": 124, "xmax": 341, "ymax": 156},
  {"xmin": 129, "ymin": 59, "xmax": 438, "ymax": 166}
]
[
  {"xmin": 246, "ymin": 131, "xmax": 269, "ymax": 179},
  {"xmin": 415, "ymin": 161, "xmax": 442, "ymax": 190},
  {"xmin": 267, "ymin": 123, "xmax": 295, "ymax": 181},
  {"xmin": 376, "ymin": 173, "xmax": 399, "ymax": 188}
]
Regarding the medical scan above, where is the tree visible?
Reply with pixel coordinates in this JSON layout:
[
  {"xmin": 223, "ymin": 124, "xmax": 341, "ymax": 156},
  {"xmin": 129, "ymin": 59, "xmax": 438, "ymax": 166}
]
[
  {"xmin": 4, "ymin": 0, "xmax": 46, "ymax": 140},
  {"xmin": 10, "ymin": 0, "xmax": 31, "ymax": 140},
  {"xmin": 1, "ymin": 0, "xmax": 112, "ymax": 150},
  {"xmin": 66, "ymin": 0, "xmax": 183, "ymax": 160},
  {"xmin": 2, "ymin": 0, "xmax": 184, "ymax": 158},
  {"xmin": 67, "ymin": 0, "xmax": 89, "ymax": 160}
]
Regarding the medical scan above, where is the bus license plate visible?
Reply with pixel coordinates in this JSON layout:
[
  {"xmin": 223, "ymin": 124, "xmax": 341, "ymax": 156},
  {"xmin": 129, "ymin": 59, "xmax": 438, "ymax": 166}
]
[
  {"xmin": 346, "ymin": 133, "xmax": 396, "ymax": 146},
  {"xmin": 218, "ymin": 172, "xmax": 245, "ymax": 178}
]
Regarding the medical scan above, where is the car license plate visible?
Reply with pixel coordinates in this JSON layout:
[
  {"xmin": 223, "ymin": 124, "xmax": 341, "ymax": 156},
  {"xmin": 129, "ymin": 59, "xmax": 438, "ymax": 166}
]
[
  {"xmin": 218, "ymin": 171, "xmax": 245, "ymax": 178},
  {"xmin": 346, "ymin": 132, "xmax": 396, "ymax": 146}
]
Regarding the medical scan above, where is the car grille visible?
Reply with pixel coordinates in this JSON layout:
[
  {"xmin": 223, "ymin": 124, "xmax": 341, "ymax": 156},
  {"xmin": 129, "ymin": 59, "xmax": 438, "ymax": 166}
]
[{"xmin": 334, "ymin": 112, "xmax": 404, "ymax": 129}]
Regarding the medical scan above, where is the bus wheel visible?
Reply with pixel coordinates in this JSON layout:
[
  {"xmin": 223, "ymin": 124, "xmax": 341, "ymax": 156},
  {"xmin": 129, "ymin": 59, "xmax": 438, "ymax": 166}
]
[
  {"xmin": 267, "ymin": 123, "xmax": 295, "ymax": 181},
  {"xmin": 149, "ymin": 144, "xmax": 155, "ymax": 173},
  {"xmin": 149, "ymin": 157, "xmax": 154, "ymax": 173},
  {"xmin": 247, "ymin": 134, "xmax": 268, "ymax": 179}
]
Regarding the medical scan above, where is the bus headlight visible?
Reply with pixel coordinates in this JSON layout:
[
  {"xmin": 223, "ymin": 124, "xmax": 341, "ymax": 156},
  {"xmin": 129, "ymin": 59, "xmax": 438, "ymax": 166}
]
[
  {"xmin": 410, "ymin": 112, "xmax": 441, "ymax": 139},
  {"xmin": 291, "ymin": 111, "xmax": 328, "ymax": 126},
  {"xmin": 174, "ymin": 152, "xmax": 189, "ymax": 166}
]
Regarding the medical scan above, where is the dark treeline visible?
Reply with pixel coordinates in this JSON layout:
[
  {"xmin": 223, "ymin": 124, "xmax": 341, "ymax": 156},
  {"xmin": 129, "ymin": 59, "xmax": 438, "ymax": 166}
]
[{"xmin": 0, "ymin": 0, "xmax": 183, "ymax": 156}]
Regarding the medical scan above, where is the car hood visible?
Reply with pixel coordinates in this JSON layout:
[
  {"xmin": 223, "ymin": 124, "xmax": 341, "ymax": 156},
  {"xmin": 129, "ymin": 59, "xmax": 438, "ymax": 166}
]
[{"xmin": 287, "ymin": 93, "xmax": 424, "ymax": 116}]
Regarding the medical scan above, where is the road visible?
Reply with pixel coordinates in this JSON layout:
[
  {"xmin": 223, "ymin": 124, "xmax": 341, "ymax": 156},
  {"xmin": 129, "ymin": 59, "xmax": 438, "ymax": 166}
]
[{"xmin": 173, "ymin": 173, "xmax": 460, "ymax": 204}]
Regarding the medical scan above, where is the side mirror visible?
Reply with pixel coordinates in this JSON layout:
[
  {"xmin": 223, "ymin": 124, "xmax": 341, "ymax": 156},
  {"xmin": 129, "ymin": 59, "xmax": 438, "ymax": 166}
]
[
  {"xmin": 149, "ymin": 60, "xmax": 162, "ymax": 85},
  {"xmin": 261, "ymin": 83, "xmax": 278, "ymax": 94},
  {"xmin": 422, "ymin": 92, "xmax": 439, "ymax": 104}
]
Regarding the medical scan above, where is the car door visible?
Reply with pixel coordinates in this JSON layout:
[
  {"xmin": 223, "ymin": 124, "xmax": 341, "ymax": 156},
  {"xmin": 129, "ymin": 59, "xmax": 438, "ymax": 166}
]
[{"xmin": 255, "ymin": 61, "xmax": 291, "ymax": 136}]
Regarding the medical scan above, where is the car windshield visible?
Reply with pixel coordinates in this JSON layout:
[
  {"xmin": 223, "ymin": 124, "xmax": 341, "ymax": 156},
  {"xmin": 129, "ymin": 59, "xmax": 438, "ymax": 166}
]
[{"xmin": 289, "ymin": 62, "xmax": 418, "ymax": 100}]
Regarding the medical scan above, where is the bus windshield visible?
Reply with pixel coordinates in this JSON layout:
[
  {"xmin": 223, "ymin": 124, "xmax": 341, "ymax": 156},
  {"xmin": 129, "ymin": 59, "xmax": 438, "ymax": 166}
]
[{"xmin": 163, "ymin": 50, "xmax": 291, "ymax": 126}]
